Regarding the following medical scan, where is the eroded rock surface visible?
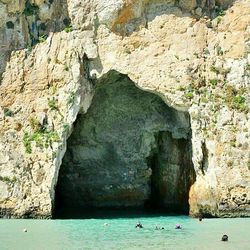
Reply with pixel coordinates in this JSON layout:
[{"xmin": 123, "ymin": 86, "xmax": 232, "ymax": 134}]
[
  {"xmin": 0, "ymin": 0, "xmax": 249, "ymax": 218},
  {"xmin": 0, "ymin": 0, "xmax": 70, "ymax": 80}
]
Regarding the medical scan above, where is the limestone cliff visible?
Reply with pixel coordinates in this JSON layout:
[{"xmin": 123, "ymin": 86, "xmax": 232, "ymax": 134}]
[{"xmin": 0, "ymin": 0, "xmax": 249, "ymax": 218}]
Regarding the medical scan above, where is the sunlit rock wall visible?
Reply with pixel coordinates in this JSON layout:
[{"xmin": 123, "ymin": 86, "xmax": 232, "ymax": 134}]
[{"xmin": 0, "ymin": 0, "xmax": 249, "ymax": 218}]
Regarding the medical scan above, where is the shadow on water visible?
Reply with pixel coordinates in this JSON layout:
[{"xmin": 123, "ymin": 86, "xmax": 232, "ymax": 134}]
[{"xmin": 53, "ymin": 207, "xmax": 188, "ymax": 220}]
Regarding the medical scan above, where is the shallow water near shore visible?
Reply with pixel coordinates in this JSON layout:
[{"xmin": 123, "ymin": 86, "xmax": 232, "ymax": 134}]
[{"xmin": 0, "ymin": 215, "xmax": 249, "ymax": 250}]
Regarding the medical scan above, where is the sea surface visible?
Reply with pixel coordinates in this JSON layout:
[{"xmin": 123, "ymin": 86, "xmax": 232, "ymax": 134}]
[{"xmin": 0, "ymin": 214, "xmax": 249, "ymax": 250}]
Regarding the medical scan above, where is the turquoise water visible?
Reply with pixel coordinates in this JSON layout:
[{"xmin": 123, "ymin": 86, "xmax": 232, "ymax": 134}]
[{"xmin": 0, "ymin": 216, "xmax": 249, "ymax": 250}]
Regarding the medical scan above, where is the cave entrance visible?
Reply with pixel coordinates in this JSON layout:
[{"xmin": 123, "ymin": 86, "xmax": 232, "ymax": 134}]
[
  {"xmin": 145, "ymin": 132, "xmax": 194, "ymax": 214},
  {"xmin": 54, "ymin": 71, "xmax": 195, "ymax": 218}
]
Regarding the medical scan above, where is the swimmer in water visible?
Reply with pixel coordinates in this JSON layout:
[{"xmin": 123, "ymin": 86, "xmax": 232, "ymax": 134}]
[
  {"xmin": 175, "ymin": 224, "xmax": 182, "ymax": 229},
  {"xmin": 135, "ymin": 222, "xmax": 143, "ymax": 228},
  {"xmin": 221, "ymin": 235, "xmax": 228, "ymax": 241}
]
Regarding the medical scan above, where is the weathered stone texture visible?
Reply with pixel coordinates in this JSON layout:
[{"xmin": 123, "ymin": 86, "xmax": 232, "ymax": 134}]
[{"xmin": 0, "ymin": 0, "xmax": 249, "ymax": 218}]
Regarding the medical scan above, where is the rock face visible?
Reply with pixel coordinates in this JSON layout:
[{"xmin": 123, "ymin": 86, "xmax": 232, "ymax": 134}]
[
  {"xmin": 0, "ymin": 0, "xmax": 69, "ymax": 80},
  {"xmin": 0, "ymin": 0, "xmax": 249, "ymax": 218},
  {"xmin": 55, "ymin": 71, "xmax": 195, "ymax": 215}
]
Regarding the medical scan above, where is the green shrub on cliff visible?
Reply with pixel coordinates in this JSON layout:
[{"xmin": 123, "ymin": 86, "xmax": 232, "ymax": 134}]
[
  {"xmin": 64, "ymin": 25, "xmax": 73, "ymax": 33},
  {"xmin": 217, "ymin": 9, "xmax": 226, "ymax": 17},
  {"xmin": 29, "ymin": 116, "xmax": 42, "ymax": 131},
  {"xmin": 209, "ymin": 79, "xmax": 218, "ymax": 88},
  {"xmin": 48, "ymin": 97, "xmax": 58, "ymax": 111},
  {"xmin": 224, "ymin": 86, "xmax": 248, "ymax": 112},
  {"xmin": 38, "ymin": 35, "xmax": 47, "ymax": 43},
  {"xmin": 210, "ymin": 65, "xmax": 230, "ymax": 76},
  {"xmin": 23, "ymin": 132, "xmax": 32, "ymax": 153},
  {"xmin": 47, "ymin": 97, "xmax": 64, "ymax": 119},
  {"xmin": 185, "ymin": 92, "xmax": 194, "ymax": 99},
  {"xmin": 184, "ymin": 85, "xmax": 194, "ymax": 100},
  {"xmin": 23, "ymin": 129, "xmax": 60, "ymax": 154},
  {"xmin": 23, "ymin": 1, "xmax": 39, "ymax": 16},
  {"xmin": 0, "ymin": 176, "xmax": 17, "ymax": 184},
  {"xmin": 232, "ymin": 95, "xmax": 247, "ymax": 111}
]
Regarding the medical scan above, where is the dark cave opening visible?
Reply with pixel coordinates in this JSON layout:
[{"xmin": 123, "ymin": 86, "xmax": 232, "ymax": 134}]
[
  {"xmin": 54, "ymin": 71, "xmax": 196, "ymax": 218},
  {"xmin": 145, "ymin": 132, "xmax": 194, "ymax": 214}
]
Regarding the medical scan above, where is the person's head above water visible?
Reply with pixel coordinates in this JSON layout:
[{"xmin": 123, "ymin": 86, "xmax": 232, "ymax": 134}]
[
  {"xmin": 175, "ymin": 224, "xmax": 182, "ymax": 229},
  {"xmin": 135, "ymin": 222, "xmax": 143, "ymax": 228},
  {"xmin": 221, "ymin": 235, "xmax": 228, "ymax": 241}
]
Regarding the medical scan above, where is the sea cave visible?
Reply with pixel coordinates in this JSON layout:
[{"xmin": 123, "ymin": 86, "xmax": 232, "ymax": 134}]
[{"xmin": 54, "ymin": 71, "xmax": 196, "ymax": 218}]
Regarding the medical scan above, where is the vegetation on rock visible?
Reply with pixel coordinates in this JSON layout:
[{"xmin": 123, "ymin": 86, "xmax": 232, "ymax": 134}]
[
  {"xmin": 23, "ymin": 129, "xmax": 60, "ymax": 154},
  {"xmin": 23, "ymin": 1, "xmax": 39, "ymax": 16}
]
